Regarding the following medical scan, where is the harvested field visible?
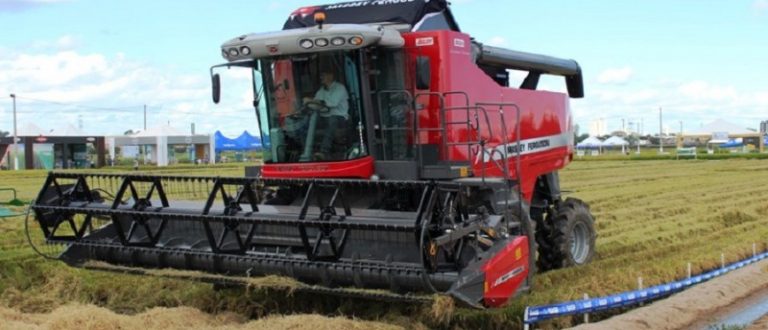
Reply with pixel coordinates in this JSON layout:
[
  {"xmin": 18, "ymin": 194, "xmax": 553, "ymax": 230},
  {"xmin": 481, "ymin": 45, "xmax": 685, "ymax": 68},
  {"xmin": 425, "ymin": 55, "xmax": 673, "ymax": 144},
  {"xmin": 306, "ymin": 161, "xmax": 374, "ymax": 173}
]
[
  {"xmin": 1, "ymin": 159, "xmax": 768, "ymax": 329},
  {"xmin": 0, "ymin": 304, "xmax": 402, "ymax": 330}
]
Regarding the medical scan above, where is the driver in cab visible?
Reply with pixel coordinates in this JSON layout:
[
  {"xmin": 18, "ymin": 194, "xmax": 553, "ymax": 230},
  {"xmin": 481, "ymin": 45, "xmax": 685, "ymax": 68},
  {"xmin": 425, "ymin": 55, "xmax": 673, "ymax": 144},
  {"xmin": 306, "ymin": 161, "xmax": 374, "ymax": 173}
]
[{"xmin": 302, "ymin": 71, "xmax": 349, "ymax": 160}]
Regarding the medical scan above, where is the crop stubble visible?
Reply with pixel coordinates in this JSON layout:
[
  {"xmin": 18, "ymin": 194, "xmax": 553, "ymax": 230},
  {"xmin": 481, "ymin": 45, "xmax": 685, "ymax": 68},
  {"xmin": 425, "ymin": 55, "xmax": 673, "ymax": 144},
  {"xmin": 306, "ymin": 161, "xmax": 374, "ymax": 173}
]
[{"xmin": 1, "ymin": 159, "xmax": 767, "ymax": 328}]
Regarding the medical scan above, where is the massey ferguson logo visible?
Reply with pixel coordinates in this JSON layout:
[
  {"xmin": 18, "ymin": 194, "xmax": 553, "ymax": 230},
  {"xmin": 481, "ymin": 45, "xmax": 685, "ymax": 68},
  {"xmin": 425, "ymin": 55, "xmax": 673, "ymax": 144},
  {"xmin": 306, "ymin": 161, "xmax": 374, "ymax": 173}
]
[{"xmin": 325, "ymin": 0, "xmax": 416, "ymax": 10}]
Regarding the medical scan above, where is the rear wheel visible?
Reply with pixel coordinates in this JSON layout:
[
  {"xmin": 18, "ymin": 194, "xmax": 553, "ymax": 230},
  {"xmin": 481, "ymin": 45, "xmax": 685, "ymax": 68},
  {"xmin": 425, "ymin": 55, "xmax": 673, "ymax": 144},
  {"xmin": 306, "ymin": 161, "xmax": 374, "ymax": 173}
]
[{"xmin": 537, "ymin": 198, "xmax": 596, "ymax": 271}]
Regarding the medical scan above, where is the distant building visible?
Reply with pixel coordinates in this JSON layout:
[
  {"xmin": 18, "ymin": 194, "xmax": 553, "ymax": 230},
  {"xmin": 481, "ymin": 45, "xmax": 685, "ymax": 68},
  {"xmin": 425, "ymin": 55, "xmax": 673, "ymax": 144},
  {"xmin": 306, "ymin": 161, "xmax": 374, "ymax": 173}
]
[{"xmin": 589, "ymin": 119, "xmax": 607, "ymax": 137}]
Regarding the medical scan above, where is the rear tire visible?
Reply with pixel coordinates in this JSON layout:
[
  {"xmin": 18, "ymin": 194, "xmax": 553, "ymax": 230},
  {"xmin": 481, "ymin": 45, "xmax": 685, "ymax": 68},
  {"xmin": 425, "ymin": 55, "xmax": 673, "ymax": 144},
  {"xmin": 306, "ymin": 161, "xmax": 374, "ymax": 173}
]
[{"xmin": 537, "ymin": 198, "xmax": 596, "ymax": 271}]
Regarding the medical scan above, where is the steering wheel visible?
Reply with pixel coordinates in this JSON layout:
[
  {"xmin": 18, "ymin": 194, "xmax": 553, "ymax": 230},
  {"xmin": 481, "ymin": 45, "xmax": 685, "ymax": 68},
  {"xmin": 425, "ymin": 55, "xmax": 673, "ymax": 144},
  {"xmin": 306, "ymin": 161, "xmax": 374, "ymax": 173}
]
[{"xmin": 302, "ymin": 100, "xmax": 330, "ymax": 114}]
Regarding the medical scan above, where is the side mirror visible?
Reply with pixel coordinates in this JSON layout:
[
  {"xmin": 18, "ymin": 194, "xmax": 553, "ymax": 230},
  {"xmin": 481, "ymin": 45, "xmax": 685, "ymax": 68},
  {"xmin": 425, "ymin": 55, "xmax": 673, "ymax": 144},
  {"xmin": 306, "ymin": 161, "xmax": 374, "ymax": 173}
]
[
  {"xmin": 416, "ymin": 56, "xmax": 431, "ymax": 90},
  {"xmin": 212, "ymin": 73, "xmax": 221, "ymax": 104}
]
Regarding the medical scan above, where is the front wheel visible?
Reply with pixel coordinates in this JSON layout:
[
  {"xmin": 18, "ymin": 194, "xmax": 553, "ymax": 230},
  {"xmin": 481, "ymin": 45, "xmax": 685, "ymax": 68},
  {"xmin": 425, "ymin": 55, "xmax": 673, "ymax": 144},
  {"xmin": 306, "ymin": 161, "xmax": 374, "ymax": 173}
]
[{"xmin": 537, "ymin": 198, "xmax": 596, "ymax": 271}]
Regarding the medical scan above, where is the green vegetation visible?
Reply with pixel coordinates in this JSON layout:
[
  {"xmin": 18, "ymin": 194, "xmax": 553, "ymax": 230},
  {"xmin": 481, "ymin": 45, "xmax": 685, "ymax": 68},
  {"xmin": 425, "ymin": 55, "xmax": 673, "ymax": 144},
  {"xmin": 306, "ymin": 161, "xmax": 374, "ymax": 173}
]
[{"xmin": 1, "ymin": 158, "xmax": 768, "ymax": 329}]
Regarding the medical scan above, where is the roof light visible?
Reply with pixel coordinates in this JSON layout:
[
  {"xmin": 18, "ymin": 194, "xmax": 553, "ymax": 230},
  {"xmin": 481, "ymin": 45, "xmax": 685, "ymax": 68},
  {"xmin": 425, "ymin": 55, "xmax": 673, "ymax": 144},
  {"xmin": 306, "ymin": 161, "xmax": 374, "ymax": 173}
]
[
  {"xmin": 221, "ymin": 49, "xmax": 229, "ymax": 58},
  {"xmin": 314, "ymin": 12, "xmax": 326, "ymax": 23},
  {"xmin": 349, "ymin": 36, "xmax": 364, "ymax": 46},
  {"xmin": 299, "ymin": 38, "xmax": 314, "ymax": 49},
  {"xmin": 315, "ymin": 38, "xmax": 329, "ymax": 47},
  {"xmin": 228, "ymin": 48, "xmax": 239, "ymax": 57},
  {"xmin": 331, "ymin": 37, "xmax": 345, "ymax": 46},
  {"xmin": 240, "ymin": 46, "xmax": 251, "ymax": 56}
]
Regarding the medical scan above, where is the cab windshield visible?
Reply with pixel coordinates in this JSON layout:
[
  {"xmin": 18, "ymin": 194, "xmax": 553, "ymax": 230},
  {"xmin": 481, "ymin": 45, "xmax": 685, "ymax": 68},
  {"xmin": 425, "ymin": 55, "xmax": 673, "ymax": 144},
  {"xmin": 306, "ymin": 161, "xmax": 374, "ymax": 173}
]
[{"xmin": 258, "ymin": 50, "xmax": 365, "ymax": 163}]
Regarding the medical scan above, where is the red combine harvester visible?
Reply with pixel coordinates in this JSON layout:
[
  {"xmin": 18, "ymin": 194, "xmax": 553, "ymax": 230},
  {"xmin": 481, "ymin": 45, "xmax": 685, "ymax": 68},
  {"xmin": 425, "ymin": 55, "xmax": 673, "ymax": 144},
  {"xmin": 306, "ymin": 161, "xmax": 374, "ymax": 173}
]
[{"xmin": 30, "ymin": 1, "xmax": 595, "ymax": 308}]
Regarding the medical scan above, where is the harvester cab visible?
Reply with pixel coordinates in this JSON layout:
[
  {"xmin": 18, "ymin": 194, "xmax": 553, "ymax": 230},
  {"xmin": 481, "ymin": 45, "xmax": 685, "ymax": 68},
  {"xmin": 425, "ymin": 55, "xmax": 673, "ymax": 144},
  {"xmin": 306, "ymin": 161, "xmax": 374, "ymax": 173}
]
[{"xmin": 30, "ymin": 0, "xmax": 596, "ymax": 309}]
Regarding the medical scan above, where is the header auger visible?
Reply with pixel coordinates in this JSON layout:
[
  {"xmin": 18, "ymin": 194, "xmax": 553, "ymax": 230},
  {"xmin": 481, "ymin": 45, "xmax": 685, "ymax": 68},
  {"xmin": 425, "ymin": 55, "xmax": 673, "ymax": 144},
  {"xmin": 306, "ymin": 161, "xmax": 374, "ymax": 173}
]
[{"xmin": 30, "ymin": 0, "xmax": 596, "ymax": 308}]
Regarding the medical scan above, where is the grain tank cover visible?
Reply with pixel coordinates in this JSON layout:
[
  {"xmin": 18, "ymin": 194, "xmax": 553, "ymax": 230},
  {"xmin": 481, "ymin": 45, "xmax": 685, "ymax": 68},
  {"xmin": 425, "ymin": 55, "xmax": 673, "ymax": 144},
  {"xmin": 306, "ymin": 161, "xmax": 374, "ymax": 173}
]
[{"xmin": 283, "ymin": 0, "xmax": 459, "ymax": 31}]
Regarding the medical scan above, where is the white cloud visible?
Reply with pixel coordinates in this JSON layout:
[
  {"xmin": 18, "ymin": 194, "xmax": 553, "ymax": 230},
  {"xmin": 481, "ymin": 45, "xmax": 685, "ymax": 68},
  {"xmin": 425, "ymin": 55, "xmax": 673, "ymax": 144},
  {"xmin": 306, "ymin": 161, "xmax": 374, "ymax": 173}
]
[
  {"xmin": 677, "ymin": 81, "xmax": 738, "ymax": 102},
  {"xmin": 596, "ymin": 67, "xmax": 634, "ymax": 84},
  {"xmin": 754, "ymin": 0, "xmax": 768, "ymax": 12},
  {"xmin": 0, "ymin": 0, "xmax": 68, "ymax": 12},
  {"xmin": 55, "ymin": 35, "xmax": 80, "ymax": 50},
  {"xmin": 573, "ymin": 80, "xmax": 768, "ymax": 134},
  {"xmin": 0, "ymin": 49, "xmax": 255, "ymax": 137}
]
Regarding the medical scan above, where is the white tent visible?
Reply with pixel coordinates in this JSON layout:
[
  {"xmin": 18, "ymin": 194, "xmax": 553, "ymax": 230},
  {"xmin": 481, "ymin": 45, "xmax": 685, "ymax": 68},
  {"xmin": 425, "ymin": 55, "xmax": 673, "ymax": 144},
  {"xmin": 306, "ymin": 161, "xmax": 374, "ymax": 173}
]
[
  {"xmin": 576, "ymin": 136, "xmax": 603, "ymax": 149},
  {"xmin": 602, "ymin": 136, "xmax": 628, "ymax": 146},
  {"xmin": 19, "ymin": 123, "xmax": 49, "ymax": 136},
  {"xmin": 133, "ymin": 125, "xmax": 185, "ymax": 137},
  {"xmin": 602, "ymin": 136, "xmax": 628, "ymax": 153},
  {"xmin": 689, "ymin": 119, "xmax": 755, "ymax": 136},
  {"xmin": 51, "ymin": 123, "xmax": 85, "ymax": 137},
  {"xmin": 19, "ymin": 122, "xmax": 88, "ymax": 137}
]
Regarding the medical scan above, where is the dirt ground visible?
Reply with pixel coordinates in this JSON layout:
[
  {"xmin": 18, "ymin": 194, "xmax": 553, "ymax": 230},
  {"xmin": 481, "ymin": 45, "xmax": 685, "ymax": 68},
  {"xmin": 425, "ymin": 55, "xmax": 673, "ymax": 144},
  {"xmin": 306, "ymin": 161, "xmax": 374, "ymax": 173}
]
[
  {"xmin": 570, "ymin": 259, "xmax": 768, "ymax": 330},
  {"xmin": 0, "ymin": 304, "xmax": 404, "ymax": 330}
]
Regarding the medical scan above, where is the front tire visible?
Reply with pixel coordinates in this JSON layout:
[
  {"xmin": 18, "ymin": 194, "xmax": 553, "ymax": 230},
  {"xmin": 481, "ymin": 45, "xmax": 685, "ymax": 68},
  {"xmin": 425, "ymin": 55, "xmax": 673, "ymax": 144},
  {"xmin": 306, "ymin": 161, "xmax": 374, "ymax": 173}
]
[{"xmin": 537, "ymin": 198, "xmax": 596, "ymax": 271}]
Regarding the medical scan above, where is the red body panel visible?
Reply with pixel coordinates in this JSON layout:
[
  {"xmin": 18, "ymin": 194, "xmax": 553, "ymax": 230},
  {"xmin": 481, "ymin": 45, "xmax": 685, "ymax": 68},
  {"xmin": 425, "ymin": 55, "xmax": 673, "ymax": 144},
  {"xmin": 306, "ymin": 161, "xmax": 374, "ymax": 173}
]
[
  {"xmin": 261, "ymin": 155, "xmax": 374, "ymax": 178},
  {"xmin": 481, "ymin": 236, "xmax": 530, "ymax": 307},
  {"xmin": 403, "ymin": 30, "xmax": 573, "ymax": 202}
]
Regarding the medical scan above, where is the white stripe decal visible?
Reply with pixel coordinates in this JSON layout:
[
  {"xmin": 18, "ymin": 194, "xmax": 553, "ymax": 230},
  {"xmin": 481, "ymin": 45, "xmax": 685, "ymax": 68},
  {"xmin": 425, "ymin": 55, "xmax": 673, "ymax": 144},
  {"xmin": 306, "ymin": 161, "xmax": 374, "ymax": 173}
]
[{"xmin": 477, "ymin": 132, "xmax": 572, "ymax": 163}]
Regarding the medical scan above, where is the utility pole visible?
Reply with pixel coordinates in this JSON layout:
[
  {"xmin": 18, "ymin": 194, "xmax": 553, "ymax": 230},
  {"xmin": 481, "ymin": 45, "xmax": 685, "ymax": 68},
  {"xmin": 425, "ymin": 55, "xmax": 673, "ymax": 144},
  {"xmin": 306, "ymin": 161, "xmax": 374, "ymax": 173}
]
[
  {"xmin": 143, "ymin": 104, "xmax": 147, "ymax": 130},
  {"xmin": 9, "ymin": 94, "xmax": 18, "ymax": 170},
  {"xmin": 622, "ymin": 118, "xmax": 626, "ymax": 134},
  {"xmin": 659, "ymin": 107, "xmax": 663, "ymax": 153}
]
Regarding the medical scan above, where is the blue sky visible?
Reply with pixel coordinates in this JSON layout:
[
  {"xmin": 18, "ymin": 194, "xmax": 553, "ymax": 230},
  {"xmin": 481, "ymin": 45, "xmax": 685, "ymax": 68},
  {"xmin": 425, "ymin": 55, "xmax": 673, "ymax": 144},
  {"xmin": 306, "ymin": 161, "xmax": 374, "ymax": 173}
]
[{"xmin": 1, "ymin": 0, "xmax": 766, "ymax": 136}]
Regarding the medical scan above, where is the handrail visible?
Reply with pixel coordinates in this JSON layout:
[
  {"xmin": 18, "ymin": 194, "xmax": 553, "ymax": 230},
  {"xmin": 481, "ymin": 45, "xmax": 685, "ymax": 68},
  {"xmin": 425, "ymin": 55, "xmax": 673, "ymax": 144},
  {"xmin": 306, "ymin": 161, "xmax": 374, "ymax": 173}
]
[{"xmin": 476, "ymin": 102, "xmax": 522, "ymax": 215}]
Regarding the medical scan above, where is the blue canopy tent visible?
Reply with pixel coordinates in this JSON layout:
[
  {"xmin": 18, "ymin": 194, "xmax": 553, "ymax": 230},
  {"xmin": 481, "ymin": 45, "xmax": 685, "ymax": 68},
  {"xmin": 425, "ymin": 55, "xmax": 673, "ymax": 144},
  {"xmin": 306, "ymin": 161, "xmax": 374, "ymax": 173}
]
[
  {"xmin": 214, "ymin": 131, "xmax": 241, "ymax": 151},
  {"xmin": 215, "ymin": 131, "xmax": 262, "ymax": 151},
  {"xmin": 215, "ymin": 131, "xmax": 262, "ymax": 163},
  {"xmin": 720, "ymin": 138, "xmax": 744, "ymax": 148},
  {"xmin": 234, "ymin": 131, "xmax": 262, "ymax": 150}
]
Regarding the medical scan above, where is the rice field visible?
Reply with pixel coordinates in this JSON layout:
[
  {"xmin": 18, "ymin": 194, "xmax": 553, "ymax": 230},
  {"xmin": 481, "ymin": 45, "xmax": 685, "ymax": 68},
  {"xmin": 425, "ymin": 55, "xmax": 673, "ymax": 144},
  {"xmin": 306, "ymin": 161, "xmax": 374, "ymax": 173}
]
[{"xmin": 1, "ymin": 158, "xmax": 767, "ymax": 329}]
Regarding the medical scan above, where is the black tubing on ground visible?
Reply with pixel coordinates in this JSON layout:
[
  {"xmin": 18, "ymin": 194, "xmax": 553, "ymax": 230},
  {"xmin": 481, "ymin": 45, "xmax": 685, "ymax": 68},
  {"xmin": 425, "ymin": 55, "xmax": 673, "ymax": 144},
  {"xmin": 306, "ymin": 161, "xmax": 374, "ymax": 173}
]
[{"xmin": 536, "ymin": 197, "xmax": 596, "ymax": 271}]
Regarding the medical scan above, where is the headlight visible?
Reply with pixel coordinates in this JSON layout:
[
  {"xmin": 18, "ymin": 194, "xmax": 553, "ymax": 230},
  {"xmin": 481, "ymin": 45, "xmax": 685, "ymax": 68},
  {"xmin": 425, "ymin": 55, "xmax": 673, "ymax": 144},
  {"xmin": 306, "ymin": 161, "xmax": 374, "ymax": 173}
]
[
  {"xmin": 240, "ymin": 46, "xmax": 251, "ymax": 56},
  {"xmin": 348, "ymin": 36, "xmax": 364, "ymax": 46},
  {"xmin": 228, "ymin": 48, "xmax": 239, "ymax": 57},
  {"xmin": 331, "ymin": 37, "xmax": 345, "ymax": 46},
  {"xmin": 299, "ymin": 38, "xmax": 314, "ymax": 49},
  {"xmin": 315, "ymin": 38, "xmax": 329, "ymax": 47},
  {"xmin": 221, "ymin": 49, "xmax": 229, "ymax": 58}
]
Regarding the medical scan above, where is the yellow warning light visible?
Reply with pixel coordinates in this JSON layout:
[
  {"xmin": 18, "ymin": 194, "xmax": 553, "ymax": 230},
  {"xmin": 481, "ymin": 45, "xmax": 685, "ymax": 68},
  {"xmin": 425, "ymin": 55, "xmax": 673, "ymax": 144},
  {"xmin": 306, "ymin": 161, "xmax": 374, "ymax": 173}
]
[
  {"xmin": 459, "ymin": 166, "xmax": 469, "ymax": 177},
  {"xmin": 349, "ymin": 36, "xmax": 364, "ymax": 46},
  {"xmin": 314, "ymin": 12, "xmax": 326, "ymax": 23},
  {"xmin": 484, "ymin": 281, "xmax": 489, "ymax": 293},
  {"xmin": 515, "ymin": 248, "xmax": 522, "ymax": 260}
]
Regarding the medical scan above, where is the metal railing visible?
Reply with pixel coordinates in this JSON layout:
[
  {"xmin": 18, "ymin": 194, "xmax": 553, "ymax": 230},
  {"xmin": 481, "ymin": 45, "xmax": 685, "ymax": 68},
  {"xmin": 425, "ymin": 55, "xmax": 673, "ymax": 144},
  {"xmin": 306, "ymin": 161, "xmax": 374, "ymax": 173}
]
[{"xmin": 374, "ymin": 91, "xmax": 524, "ymax": 188}]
